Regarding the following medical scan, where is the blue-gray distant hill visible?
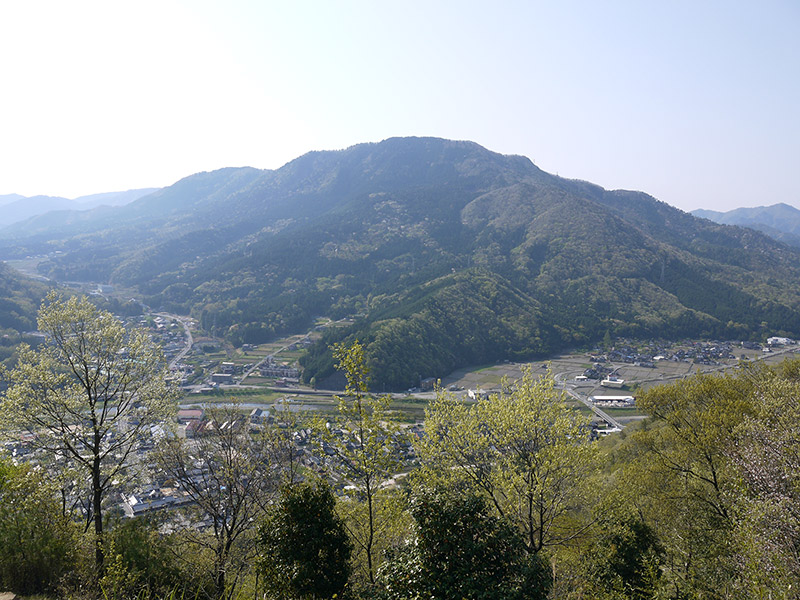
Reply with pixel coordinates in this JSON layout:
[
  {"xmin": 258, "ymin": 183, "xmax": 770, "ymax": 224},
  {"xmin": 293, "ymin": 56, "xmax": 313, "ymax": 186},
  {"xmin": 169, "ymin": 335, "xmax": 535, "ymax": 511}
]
[
  {"xmin": 2, "ymin": 138, "xmax": 800, "ymax": 389},
  {"xmin": 0, "ymin": 188, "xmax": 160, "ymax": 228},
  {"xmin": 0, "ymin": 194, "xmax": 25, "ymax": 207},
  {"xmin": 692, "ymin": 203, "xmax": 800, "ymax": 247}
]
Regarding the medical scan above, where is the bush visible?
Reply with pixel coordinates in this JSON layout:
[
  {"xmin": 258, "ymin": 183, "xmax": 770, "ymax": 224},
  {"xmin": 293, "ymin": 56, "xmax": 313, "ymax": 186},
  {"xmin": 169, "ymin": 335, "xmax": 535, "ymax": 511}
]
[
  {"xmin": 259, "ymin": 480, "xmax": 352, "ymax": 599},
  {"xmin": 0, "ymin": 459, "xmax": 79, "ymax": 595}
]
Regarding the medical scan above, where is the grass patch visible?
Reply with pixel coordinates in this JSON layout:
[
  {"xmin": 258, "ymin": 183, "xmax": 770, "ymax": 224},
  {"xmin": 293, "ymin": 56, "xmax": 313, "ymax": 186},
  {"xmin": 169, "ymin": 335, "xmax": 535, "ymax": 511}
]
[
  {"xmin": 180, "ymin": 389, "xmax": 285, "ymax": 404},
  {"xmin": 603, "ymin": 407, "xmax": 647, "ymax": 416},
  {"xmin": 241, "ymin": 376, "xmax": 273, "ymax": 385}
]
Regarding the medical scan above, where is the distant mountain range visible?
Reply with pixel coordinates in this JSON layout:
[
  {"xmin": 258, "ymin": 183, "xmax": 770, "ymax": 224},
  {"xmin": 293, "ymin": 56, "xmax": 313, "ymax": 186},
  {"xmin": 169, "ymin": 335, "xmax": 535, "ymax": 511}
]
[
  {"xmin": 2, "ymin": 138, "xmax": 800, "ymax": 389},
  {"xmin": 692, "ymin": 203, "xmax": 800, "ymax": 247},
  {"xmin": 0, "ymin": 188, "xmax": 160, "ymax": 227}
]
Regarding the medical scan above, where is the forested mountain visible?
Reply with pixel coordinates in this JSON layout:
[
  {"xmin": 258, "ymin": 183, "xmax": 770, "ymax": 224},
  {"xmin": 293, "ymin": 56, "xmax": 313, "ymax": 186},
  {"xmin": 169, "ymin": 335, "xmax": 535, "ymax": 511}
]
[
  {"xmin": 3, "ymin": 137, "xmax": 800, "ymax": 388},
  {"xmin": 693, "ymin": 203, "xmax": 800, "ymax": 247}
]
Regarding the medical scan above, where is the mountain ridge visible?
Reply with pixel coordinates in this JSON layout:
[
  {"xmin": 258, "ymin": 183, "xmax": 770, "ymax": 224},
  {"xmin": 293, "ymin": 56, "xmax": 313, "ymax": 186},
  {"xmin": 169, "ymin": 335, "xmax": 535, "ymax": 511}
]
[
  {"xmin": 0, "ymin": 188, "xmax": 160, "ymax": 229},
  {"xmin": 2, "ymin": 137, "xmax": 800, "ymax": 388},
  {"xmin": 692, "ymin": 203, "xmax": 800, "ymax": 247}
]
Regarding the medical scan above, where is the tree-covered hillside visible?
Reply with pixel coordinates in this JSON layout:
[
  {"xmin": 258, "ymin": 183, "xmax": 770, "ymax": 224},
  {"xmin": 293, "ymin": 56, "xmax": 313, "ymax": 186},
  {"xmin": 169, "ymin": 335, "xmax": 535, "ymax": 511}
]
[
  {"xmin": 0, "ymin": 262, "xmax": 49, "ymax": 332},
  {"xmin": 3, "ymin": 137, "xmax": 800, "ymax": 388},
  {"xmin": 0, "ymin": 262, "xmax": 51, "ymax": 367}
]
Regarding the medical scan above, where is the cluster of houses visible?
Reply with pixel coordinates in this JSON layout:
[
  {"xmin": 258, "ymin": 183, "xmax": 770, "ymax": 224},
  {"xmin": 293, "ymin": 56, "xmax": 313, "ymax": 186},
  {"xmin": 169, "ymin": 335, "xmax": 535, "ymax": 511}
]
[
  {"xmin": 659, "ymin": 341, "xmax": 737, "ymax": 365},
  {"xmin": 3, "ymin": 412, "xmax": 171, "ymax": 524},
  {"xmin": 124, "ymin": 408, "xmax": 272, "ymax": 519},
  {"xmin": 177, "ymin": 407, "xmax": 258, "ymax": 438},
  {"xmin": 286, "ymin": 337, "xmax": 314, "ymax": 352},
  {"xmin": 117, "ymin": 405, "xmax": 426, "ymax": 520},
  {"xmin": 585, "ymin": 337, "xmax": 797, "ymax": 369},
  {"xmin": 316, "ymin": 422, "xmax": 424, "ymax": 487},
  {"xmin": 205, "ymin": 361, "xmax": 248, "ymax": 385},
  {"xmin": 767, "ymin": 336, "xmax": 796, "ymax": 346},
  {"xmin": 130, "ymin": 314, "xmax": 190, "ymax": 363},
  {"xmin": 259, "ymin": 357, "xmax": 300, "ymax": 383},
  {"xmin": 581, "ymin": 363, "xmax": 615, "ymax": 381},
  {"xmin": 593, "ymin": 346, "xmax": 655, "ymax": 368}
]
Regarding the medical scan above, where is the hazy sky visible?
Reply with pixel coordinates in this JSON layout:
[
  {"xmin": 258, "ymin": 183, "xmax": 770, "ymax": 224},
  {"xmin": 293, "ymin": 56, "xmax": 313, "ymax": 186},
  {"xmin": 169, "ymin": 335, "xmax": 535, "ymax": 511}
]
[{"xmin": 1, "ymin": 1, "xmax": 797, "ymax": 212}]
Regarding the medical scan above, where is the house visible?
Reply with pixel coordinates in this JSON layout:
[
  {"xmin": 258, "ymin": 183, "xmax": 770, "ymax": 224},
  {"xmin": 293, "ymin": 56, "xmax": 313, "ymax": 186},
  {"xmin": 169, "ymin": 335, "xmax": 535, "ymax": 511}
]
[
  {"xmin": 249, "ymin": 408, "xmax": 270, "ymax": 425},
  {"xmin": 420, "ymin": 377, "xmax": 437, "ymax": 391},
  {"xmin": 121, "ymin": 487, "xmax": 193, "ymax": 518},
  {"xmin": 600, "ymin": 376, "xmax": 625, "ymax": 388},
  {"xmin": 177, "ymin": 408, "xmax": 204, "ymax": 424},
  {"xmin": 260, "ymin": 365, "xmax": 301, "ymax": 378},
  {"xmin": 185, "ymin": 419, "xmax": 206, "ymax": 438},
  {"xmin": 767, "ymin": 336, "xmax": 794, "ymax": 346},
  {"xmin": 589, "ymin": 395, "xmax": 635, "ymax": 407}
]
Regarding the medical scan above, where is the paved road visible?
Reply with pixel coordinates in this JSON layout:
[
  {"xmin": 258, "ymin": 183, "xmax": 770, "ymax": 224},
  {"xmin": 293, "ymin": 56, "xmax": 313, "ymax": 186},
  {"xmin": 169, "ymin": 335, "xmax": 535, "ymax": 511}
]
[
  {"xmin": 554, "ymin": 372, "xmax": 624, "ymax": 429},
  {"xmin": 154, "ymin": 313, "xmax": 193, "ymax": 369},
  {"xmin": 240, "ymin": 338, "xmax": 303, "ymax": 382}
]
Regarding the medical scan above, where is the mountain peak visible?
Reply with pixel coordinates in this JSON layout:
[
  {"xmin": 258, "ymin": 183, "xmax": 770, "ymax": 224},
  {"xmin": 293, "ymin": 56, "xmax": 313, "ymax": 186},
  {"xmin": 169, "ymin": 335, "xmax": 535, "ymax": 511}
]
[{"xmin": 4, "ymin": 137, "xmax": 800, "ymax": 389}]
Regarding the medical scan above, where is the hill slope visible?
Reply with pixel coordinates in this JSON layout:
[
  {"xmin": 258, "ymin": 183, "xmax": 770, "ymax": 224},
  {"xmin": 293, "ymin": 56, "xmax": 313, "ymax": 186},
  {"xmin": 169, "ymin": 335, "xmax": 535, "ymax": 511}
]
[
  {"xmin": 0, "ymin": 262, "xmax": 50, "ymax": 332},
  {"xmin": 4, "ymin": 138, "xmax": 800, "ymax": 388}
]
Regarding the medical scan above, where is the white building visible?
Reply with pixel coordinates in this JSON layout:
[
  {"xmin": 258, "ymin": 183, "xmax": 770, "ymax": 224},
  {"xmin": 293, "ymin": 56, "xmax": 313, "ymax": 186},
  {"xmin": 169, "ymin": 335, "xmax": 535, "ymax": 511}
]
[{"xmin": 589, "ymin": 395, "xmax": 635, "ymax": 407}]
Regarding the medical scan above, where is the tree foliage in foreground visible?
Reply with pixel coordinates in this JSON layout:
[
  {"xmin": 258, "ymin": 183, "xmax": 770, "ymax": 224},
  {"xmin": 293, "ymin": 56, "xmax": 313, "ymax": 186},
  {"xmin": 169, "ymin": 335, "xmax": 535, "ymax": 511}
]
[
  {"xmin": 606, "ymin": 360, "xmax": 800, "ymax": 598},
  {"xmin": 314, "ymin": 340, "xmax": 403, "ymax": 586},
  {"xmin": 725, "ymin": 361, "xmax": 800, "ymax": 596},
  {"xmin": 0, "ymin": 292, "xmax": 177, "ymax": 572},
  {"xmin": 623, "ymin": 370, "xmax": 755, "ymax": 596},
  {"xmin": 157, "ymin": 404, "xmax": 278, "ymax": 600},
  {"xmin": 260, "ymin": 480, "xmax": 352, "ymax": 600},
  {"xmin": 378, "ymin": 486, "xmax": 551, "ymax": 600},
  {"xmin": 0, "ymin": 458, "xmax": 79, "ymax": 595},
  {"xmin": 419, "ymin": 365, "xmax": 597, "ymax": 554}
]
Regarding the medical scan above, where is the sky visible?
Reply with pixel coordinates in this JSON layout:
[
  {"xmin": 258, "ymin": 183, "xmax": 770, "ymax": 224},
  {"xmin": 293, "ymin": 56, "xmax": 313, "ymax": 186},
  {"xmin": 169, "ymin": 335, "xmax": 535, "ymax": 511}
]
[{"xmin": 0, "ymin": 0, "xmax": 798, "ymax": 212}]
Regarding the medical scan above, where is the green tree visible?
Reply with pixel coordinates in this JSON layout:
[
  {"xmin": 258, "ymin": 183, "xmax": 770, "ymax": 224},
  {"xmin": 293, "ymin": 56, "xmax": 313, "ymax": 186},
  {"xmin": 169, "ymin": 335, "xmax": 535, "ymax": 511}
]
[
  {"xmin": 378, "ymin": 486, "xmax": 551, "ymax": 600},
  {"xmin": 603, "ymin": 329, "xmax": 613, "ymax": 349},
  {"xmin": 100, "ymin": 517, "xmax": 185, "ymax": 599},
  {"xmin": 157, "ymin": 403, "xmax": 278, "ymax": 600},
  {"xmin": 259, "ymin": 480, "xmax": 352, "ymax": 599},
  {"xmin": 609, "ymin": 369, "xmax": 760, "ymax": 598},
  {"xmin": 627, "ymin": 370, "xmax": 755, "ymax": 597},
  {"xmin": 315, "ymin": 340, "xmax": 402, "ymax": 586},
  {"xmin": 0, "ymin": 458, "xmax": 79, "ymax": 595},
  {"xmin": 725, "ymin": 361, "xmax": 800, "ymax": 597},
  {"xmin": 570, "ymin": 361, "xmax": 800, "ymax": 599},
  {"xmin": 419, "ymin": 366, "xmax": 597, "ymax": 555},
  {"xmin": 0, "ymin": 292, "xmax": 176, "ymax": 572},
  {"xmin": 585, "ymin": 517, "xmax": 663, "ymax": 600}
]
